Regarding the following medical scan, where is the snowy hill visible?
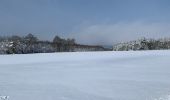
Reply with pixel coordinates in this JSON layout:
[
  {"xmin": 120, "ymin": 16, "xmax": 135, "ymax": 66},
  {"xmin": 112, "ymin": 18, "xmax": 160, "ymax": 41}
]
[{"xmin": 0, "ymin": 51, "xmax": 170, "ymax": 100}]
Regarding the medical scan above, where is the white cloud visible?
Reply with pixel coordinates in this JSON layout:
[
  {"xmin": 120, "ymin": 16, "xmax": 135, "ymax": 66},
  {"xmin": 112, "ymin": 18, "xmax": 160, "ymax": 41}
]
[{"xmin": 69, "ymin": 22, "xmax": 170, "ymax": 45}]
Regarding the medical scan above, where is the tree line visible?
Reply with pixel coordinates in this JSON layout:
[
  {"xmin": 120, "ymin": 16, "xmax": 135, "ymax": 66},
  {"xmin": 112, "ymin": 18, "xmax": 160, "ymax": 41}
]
[
  {"xmin": 113, "ymin": 37, "xmax": 170, "ymax": 51},
  {"xmin": 0, "ymin": 33, "xmax": 106, "ymax": 54}
]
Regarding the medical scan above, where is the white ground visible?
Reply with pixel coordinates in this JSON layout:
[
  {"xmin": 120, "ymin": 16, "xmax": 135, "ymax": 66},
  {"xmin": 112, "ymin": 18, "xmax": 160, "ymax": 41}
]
[{"xmin": 0, "ymin": 50, "xmax": 170, "ymax": 100}]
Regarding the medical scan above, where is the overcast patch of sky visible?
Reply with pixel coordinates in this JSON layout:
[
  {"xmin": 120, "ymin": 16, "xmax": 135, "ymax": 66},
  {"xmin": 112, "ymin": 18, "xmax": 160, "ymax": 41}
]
[
  {"xmin": 69, "ymin": 22, "xmax": 170, "ymax": 45},
  {"xmin": 0, "ymin": 0, "xmax": 170, "ymax": 44}
]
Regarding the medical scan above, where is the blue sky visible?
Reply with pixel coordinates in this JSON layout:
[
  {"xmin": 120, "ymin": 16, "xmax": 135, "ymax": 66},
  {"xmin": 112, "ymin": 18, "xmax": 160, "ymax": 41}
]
[{"xmin": 0, "ymin": 0, "xmax": 170, "ymax": 45}]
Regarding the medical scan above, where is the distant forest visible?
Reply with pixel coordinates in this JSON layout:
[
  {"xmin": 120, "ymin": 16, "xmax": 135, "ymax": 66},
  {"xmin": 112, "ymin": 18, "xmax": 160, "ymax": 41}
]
[
  {"xmin": 1, "ymin": 34, "xmax": 170, "ymax": 54},
  {"xmin": 113, "ymin": 38, "xmax": 170, "ymax": 51},
  {"xmin": 0, "ymin": 34, "xmax": 109, "ymax": 54}
]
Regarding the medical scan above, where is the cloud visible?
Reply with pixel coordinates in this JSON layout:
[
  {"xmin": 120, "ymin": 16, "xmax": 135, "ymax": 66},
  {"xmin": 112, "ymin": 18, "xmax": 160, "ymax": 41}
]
[{"xmin": 69, "ymin": 22, "xmax": 170, "ymax": 45}]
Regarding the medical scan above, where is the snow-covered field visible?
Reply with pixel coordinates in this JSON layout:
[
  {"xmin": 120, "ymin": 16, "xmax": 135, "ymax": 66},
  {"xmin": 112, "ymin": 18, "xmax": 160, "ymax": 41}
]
[{"xmin": 0, "ymin": 50, "xmax": 170, "ymax": 100}]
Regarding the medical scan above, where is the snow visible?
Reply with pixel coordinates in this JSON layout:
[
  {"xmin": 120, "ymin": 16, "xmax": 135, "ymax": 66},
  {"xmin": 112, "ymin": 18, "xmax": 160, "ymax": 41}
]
[{"xmin": 0, "ymin": 50, "xmax": 170, "ymax": 100}]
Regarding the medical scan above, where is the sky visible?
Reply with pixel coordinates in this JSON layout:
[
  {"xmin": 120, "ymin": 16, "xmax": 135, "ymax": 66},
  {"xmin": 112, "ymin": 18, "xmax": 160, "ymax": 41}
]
[{"xmin": 0, "ymin": 0, "xmax": 170, "ymax": 45}]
